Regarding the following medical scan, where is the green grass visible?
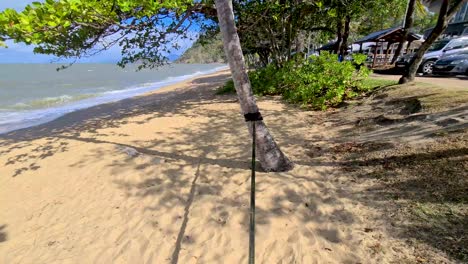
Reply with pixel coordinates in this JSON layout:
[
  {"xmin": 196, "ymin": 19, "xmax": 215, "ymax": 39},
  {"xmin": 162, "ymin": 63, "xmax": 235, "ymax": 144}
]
[
  {"xmin": 360, "ymin": 78, "xmax": 398, "ymax": 90},
  {"xmin": 380, "ymin": 81, "xmax": 468, "ymax": 111},
  {"xmin": 408, "ymin": 201, "xmax": 468, "ymax": 262}
]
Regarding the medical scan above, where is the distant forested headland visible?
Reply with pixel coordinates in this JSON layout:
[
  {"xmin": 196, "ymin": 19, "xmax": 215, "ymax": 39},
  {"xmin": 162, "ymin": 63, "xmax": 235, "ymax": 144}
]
[{"xmin": 177, "ymin": 34, "xmax": 226, "ymax": 64}]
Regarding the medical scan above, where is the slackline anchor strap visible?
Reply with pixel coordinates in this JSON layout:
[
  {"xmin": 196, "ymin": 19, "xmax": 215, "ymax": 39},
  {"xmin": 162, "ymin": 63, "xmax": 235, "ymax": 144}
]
[{"xmin": 244, "ymin": 111, "xmax": 262, "ymax": 264}]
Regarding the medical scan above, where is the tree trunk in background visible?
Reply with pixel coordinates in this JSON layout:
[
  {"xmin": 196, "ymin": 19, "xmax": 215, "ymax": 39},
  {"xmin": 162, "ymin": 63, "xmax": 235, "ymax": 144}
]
[
  {"xmin": 215, "ymin": 0, "xmax": 293, "ymax": 172},
  {"xmin": 334, "ymin": 18, "xmax": 343, "ymax": 54},
  {"xmin": 295, "ymin": 31, "xmax": 306, "ymax": 54},
  {"xmin": 294, "ymin": 0, "xmax": 305, "ymax": 54},
  {"xmin": 399, "ymin": 0, "xmax": 464, "ymax": 84},
  {"xmin": 258, "ymin": 49, "xmax": 270, "ymax": 68},
  {"xmin": 286, "ymin": 21, "xmax": 293, "ymax": 61},
  {"xmin": 391, "ymin": 0, "xmax": 416, "ymax": 64},
  {"xmin": 339, "ymin": 15, "xmax": 351, "ymax": 55}
]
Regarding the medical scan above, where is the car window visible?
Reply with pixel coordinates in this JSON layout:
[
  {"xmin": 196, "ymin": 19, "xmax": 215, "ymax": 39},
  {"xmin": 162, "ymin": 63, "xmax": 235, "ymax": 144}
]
[
  {"xmin": 428, "ymin": 40, "xmax": 450, "ymax": 51},
  {"xmin": 446, "ymin": 38, "xmax": 468, "ymax": 50}
]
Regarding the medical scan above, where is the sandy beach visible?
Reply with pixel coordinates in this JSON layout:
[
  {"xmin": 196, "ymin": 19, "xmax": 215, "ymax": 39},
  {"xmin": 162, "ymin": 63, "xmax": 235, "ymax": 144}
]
[{"xmin": 0, "ymin": 70, "xmax": 465, "ymax": 263}]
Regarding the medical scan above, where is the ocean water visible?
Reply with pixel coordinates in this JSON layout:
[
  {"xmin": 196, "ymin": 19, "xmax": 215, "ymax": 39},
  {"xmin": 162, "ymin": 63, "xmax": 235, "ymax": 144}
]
[{"xmin": 0, "ymin": 63, "xmax": 227, "ymax": 134}]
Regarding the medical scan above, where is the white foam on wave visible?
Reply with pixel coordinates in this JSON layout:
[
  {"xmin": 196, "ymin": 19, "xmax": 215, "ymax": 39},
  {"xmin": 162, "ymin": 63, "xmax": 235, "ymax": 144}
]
[
  {"xmin": 0, "ymin": 65, "xmax": 228, "ymax": 134},
  {"xmin": 10, "ymin": 94, "xmax": 96, "ymax": 110}
]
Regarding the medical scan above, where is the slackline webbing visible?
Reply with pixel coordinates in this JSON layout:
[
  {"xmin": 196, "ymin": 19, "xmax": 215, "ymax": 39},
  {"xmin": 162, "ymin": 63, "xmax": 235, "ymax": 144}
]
[{"xmin": 244, "ymin": 112, "xmax": 263, "ymax": 264}]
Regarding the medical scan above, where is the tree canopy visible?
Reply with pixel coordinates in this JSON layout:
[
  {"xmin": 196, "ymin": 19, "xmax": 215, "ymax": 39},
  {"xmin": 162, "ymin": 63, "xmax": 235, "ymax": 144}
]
[
  {"xmin": 0, "ymin": 0, "xmax": 213, "ymax": 68},
  {"xmin": 0, "ymin": 0, "xmax": 448, "ymax": 70},
  {"xmin": 0, "ymin": 0, "xmax": 417, "ymax": 68}
]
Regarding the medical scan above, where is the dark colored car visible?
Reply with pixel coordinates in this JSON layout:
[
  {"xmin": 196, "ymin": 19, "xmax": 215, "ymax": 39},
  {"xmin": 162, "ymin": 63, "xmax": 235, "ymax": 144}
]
[
  {"xmin": 433, "ymin": 50, "xmax": 468, "ymax": 75},
  {"xmin": 395, "ymin": 36, "xmax": 468, "ymax": 75}
]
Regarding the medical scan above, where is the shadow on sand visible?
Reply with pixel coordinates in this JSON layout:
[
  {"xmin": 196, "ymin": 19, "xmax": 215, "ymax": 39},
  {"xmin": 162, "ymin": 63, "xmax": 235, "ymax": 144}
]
[{"xmin": 1, "ymin": 72, "xmax": 466, "ymax": 262}]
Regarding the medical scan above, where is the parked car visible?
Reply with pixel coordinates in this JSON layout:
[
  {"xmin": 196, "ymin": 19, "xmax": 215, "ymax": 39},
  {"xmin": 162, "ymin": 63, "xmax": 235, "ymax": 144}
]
[
  {"xmin": 433, "ymin": 50, "xmax": 468, "ymax": 75},
  {"xmin": 395, "ymin": 36, "xmax": 468, "ymax": 75}
]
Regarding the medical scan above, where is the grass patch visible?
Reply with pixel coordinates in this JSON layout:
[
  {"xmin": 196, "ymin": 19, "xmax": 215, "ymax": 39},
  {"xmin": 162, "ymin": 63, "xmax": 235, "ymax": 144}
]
[
  {"xmin": 342, "ymin": 133, "xmax": 468, "ymax": 262},
  {"xmin": 410, "ymin": 202, "xmax": 462, "ymax": 223},
  {"xmin": 408, "ymin": 201, "xmax": 468, "ymax": 262},
  {"xmin": 382, "ymin": 82, "xmax": 468, "ymax": 111},
  {"xmin": 360, "ymin": 78, "xmax": 397, "ymax": 90}
]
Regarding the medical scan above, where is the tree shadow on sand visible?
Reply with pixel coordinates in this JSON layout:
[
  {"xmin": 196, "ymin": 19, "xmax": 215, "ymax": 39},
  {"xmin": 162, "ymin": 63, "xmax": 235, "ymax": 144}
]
[{"xmin": 0, "ymin": 72, "xmax": 369, "ymax": 263}]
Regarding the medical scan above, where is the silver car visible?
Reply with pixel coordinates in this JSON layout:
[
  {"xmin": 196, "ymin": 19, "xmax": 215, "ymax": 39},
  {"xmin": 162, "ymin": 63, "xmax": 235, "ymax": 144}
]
[{"xmin": 396, "ymin": 36, "xmax": 468, "ymax": 75}]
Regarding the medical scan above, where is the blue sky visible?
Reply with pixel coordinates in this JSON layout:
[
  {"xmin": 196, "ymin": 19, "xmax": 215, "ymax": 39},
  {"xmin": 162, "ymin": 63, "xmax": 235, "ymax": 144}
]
[{"xmin": 0, "ymin": 1, "xmax": 195, "ymax": 63}]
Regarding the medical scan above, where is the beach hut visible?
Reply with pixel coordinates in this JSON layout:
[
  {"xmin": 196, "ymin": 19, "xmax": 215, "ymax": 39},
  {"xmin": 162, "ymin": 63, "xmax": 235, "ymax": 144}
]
[{"xmin": 354, "ymin": 27, "xmax": 422, "ymax": 68}]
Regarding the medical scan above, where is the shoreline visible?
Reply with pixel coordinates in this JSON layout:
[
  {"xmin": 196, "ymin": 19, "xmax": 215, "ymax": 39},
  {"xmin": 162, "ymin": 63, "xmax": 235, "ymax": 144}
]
[
  {"xmin": 0, "ymin": 67, "xmax": 229, "ymax": 136},
  {"xmin": 142, "ymin": 69, "xmax": 230, "ymax": 96}
]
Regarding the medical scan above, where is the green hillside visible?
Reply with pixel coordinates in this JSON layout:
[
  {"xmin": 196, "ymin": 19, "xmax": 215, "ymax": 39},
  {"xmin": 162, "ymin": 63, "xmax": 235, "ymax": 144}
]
[{"xmin": 177, "ymin": 34, "xmax": 226, "ymax": 64}]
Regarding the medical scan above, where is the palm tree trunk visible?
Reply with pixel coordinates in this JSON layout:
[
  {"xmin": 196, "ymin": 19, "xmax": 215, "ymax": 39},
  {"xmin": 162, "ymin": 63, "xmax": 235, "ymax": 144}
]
[
  {"xmin": 215, "ymin": 0, "xmax": 293, "ymax": 172},
  {"xmin": 399, "ymin": 0, "xmax": 464, "ymax": 84}
]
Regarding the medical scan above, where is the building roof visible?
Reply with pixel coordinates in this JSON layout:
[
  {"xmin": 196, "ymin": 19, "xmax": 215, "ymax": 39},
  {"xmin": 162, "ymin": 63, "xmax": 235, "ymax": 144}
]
[
  {"xmin": 354, "ymin": 27, "xmax": 422, "ymax": 44},
  {"xmin": 317, "ymin": 41, "xmax": 336, "ymax": 51}
]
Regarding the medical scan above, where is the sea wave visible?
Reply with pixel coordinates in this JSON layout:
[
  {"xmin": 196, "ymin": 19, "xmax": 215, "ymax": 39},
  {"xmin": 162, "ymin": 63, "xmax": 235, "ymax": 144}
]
[
  {"xmin": 0, "ymin": 65, "xmax": 228, "ymax": 134},
  {"xmin": 10, "ymin": 94, "xmax": 98, "ymax": 110}
]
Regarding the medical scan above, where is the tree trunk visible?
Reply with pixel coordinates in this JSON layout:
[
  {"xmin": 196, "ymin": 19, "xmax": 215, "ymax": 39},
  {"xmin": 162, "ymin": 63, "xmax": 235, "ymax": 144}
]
[
  {"xmin": 215, "ymin": 0, "xmax": 293, "ymax": 172},
  {"xmin": 334, "ymin": 18, "xmax": 343, "ymax": 54},
  {"xmin": 294, "ymin": 0, "xmax": 305, "ymax": 54},
  {"xmin": 295, "ymin": 30, "xmax": 306, "ymax": 54},
  {"xmin": 339, "ymin": 15, "xmax": 351, "ymax": 56},
  {"xmin": 391, "ymin": 0, "xmax": 416, "ymax": 64},
  {"xmin": 399, "ymin": 0, "xmax": 464, "ymax": 84},
  {"xmin": 287, "ymin": 21, "xmax": 293, "ymax": 61},
  {"xmin": 258, "ymin": 49, "xmax": 269, "ymax": 68},
  {"xmin": 391, "ymin": 41, "xmax": 405, "ymax": 65}
]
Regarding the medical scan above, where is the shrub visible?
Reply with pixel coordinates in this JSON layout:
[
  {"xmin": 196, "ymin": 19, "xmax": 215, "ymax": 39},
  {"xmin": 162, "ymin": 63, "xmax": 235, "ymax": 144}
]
[
  {"xmin": 216, "ymin": 79, "xmax": 236, "ymax": 94},
  {"xmin": 218, "ymin": 52, "xmax": 372, "ymax": 109}
]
